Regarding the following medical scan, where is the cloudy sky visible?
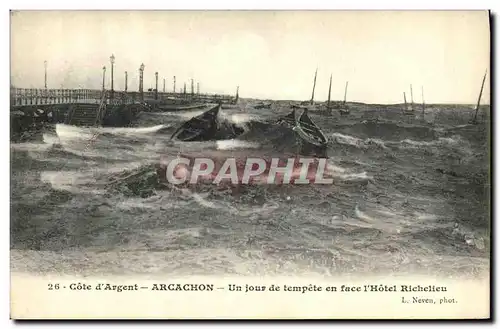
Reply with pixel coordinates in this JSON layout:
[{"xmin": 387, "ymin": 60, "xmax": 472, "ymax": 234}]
[{"xmin": 10, "ymin": 10, "xmax": 490, "ymax": 104}]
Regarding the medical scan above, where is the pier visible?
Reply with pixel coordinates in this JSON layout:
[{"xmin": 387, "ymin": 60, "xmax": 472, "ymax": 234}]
[
  {"xmin": 10, "ymin": 88, "xmax": 237, "ymax": 108},
  {"xmin": 10, "ymin": 56, "xmax": 239, "ymax": 140}
]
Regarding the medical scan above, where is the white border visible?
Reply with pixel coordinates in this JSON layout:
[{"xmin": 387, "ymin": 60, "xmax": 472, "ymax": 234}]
[{"xmin": 2, "ymin": 1, "xmax": 498, "ymax": 328}]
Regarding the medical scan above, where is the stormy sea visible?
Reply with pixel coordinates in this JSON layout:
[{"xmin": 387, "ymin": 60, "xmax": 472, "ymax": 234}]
[{"xmin": 10, "ymin": 100, "xmax": 490, "ymax": 278}]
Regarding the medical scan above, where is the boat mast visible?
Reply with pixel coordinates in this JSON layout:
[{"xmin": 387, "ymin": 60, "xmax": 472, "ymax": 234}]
[
  {"xmin": 472, "ymin": 70, "xmax": 488, "ymax": 124},
  {"xmin": 421, "ymin": 86, "xmax": 425, "ymax": 117},
  {"xmin": 403, "ymin": 92, "xmax": 407, "ymax": 111},
  {"xmin": 327, "ymin": 74, "xmax": 332, "ymax": 109},
  {"xmin": 410, "ymin": 84, "xmax": 414, "ymax": 105},
  {"xmin": 343, "ymin": 81, "xmax": 349, "ymax": 104},
  {"xmin": 310, "ymin": 68, "xmax": 318, "ymax": 105}
]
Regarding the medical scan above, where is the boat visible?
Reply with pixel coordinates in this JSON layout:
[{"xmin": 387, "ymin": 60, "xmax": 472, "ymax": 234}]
[
  {"xmin": 338, "ymin": 81, "xmax": 350, "ymax": 115},
  {"xmin": 294, "ymin": 109, "xmax": 328, "ymax": 147},
  {"xmin": 254, "ymin": 102, "xmax": 272, "ymax": 109},
  {"xmin": 276, "ymin": 108, "xmax": 297, "ymax": 127},
  {"xmin": 339, "ymin": 107, "xmax": 350, "ymax": 115},
  {"xmin": 232, "ymin": 86, "xmax": 239, "ymax": 105},
  {"xmin": 291, "ymin": 102, "xmax": 309, "ymax": 109},
  {"xmin": 170, "ymin": 104, "xmax": 221, "ymax": 141},
  {"xmin": 325, "ymin": 74, "xmax": 333, "ymax": 113},
  {"xmin": 402, "ymin": 91, "xmax": 414, "ymax": 115},
  {"xmin": 310, "ymin": 68, "xmax": 318, "ymax": 106},
  {"xmin": 470, "ymin": 70, "xmax": 488, "ymax": 124},
  {"xmin": 421, "ymin": 86, "xmax": 425, "ymax": 119}
]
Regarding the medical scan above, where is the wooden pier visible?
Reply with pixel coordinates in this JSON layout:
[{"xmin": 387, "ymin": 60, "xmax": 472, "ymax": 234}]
[
  {"xmin": 10, "ymin": 86, "xmax": 238, "ymax": 139},
  {"xmin": 10, "ymin": 87, "xmax": 237, "ymax": 108}
]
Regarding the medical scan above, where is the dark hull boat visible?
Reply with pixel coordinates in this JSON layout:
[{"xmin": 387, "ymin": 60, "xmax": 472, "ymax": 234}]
[
  {"xmin": 170, "ymin": 104, "xmax": 221, "ymax": 142},
  {"xmin": 402, "ymin": 91, "xmax": 415, "ymax": 116},
  {"xmin": 291, "ymin": 104, "xmax": 309, "ymax": 110},
  {"xmin": 339, "ymin": 106, "xmax": 350, "ymax": 115},
  {"xmin": 338, "ymin": 81, "xmax": 350, "ymax": 115},
  {"xmin": 294, "ymin": 110, "xmax": 328, "ymax": 157},
  {"xmin": 254, "ymin": 102, "xmax": 272, "ymax": 109},
  {"xmin": 276, "ymin": 109, "xmax": 297, "ymax": 127},
  {"xmin": 294, "ymin": 110, "xmax": 328, "ymax": 147}
]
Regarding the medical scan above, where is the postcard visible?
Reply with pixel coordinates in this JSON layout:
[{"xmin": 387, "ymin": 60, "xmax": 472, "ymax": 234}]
[{"xmin": 10, "ymin": 10, "xmax": 491, "ymax": 319}]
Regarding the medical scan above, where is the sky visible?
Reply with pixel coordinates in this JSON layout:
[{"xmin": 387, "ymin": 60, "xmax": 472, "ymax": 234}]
[{"xmin": 10, "ymin": 10, "xmax": 490, "ymax": 104}]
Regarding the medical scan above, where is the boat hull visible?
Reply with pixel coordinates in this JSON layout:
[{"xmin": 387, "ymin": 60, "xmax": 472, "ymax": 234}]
[
  {"xmin": 170, "ymin": 105, "xmax": 221, "ymax": 142},
  {"xmin": 276, "ymin": 109, "xmax": 297, "ymax": 128},
  {"xmin": 294, "ymin": 125, "xmax": 327, "ymax": 147}
]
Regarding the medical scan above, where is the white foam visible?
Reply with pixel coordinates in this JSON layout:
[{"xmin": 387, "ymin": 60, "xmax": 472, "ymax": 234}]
[
  {"xmin": 40, "ymin": 170, "xmax": 94, "ymax": 193},
  {"xmin": 331, "ymin": 132, "xmax": 363, "ymax": 147},
  {"xmin": 355, "ymin": 205, "xmax": 376, "ymax": 222},
  {"xmin": 216, "ymin": 139, "xmax": 260, "ymax": 150},
  {"xmin": 226, "ymin": 113, "xmax": 260, "ymax": 124},
  {"xmin": 99, "ymin": 124, "xmax": 167, "ymax": 135},
  {"xmin": 339, "ymin": 171, "xmax": 372, "ymax": 181},
  {"xmin": 10, "ymin": 142, "xmax": 53, "ymax": 153}
]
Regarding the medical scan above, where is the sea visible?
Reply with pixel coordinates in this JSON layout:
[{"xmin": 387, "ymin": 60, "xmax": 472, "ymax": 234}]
[{"xmin": 10, "ymin": 100, "xmax": 490, "ymax": 278}]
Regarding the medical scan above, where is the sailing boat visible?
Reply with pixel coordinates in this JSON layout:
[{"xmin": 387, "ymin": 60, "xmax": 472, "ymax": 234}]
[
  {"xmin": 339, "ymin": 81, "xmax": 350, "ymax": 115},
  {"xmin": 410, "ymin": 84, "xmax": 414, "ymax": 111},
  {"xmin": 326, "ymin": 74, "xmax": 332, "ymax": 112},
  {"xmin": 471, "ymin": 70, "xmax": 488, "ymax": 124},
  {"xmin": 402, "ymin": 92, "xmax": 413, "ymax": 115},
  {"xmin": 403, "ymin": 86, "xmax": 415, "ymax": 115},
  {"xmin": 310, "ymin": 68, "xmax": 318, "ymax": 106},
  {"xmin": 233, "ymin": 86, "xmax": 239, "ymax": 104},
  {"xmin": 421, "ymin": 86, "xmax": 426, "ymax": 119},
  {"xmin": 293, "ymin": 68, "xmax": 318, "ymax": 109}
]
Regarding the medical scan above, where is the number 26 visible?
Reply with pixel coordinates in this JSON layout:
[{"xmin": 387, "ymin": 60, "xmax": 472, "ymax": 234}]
[{"xmin": 48, "ymin": 283, "xmax": 60, "ymax": 290}]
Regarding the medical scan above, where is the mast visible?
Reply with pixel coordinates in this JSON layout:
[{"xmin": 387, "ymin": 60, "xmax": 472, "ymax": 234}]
[
  {"xmin": 310, "ymin": 68, "xmax": 317, "ymax": 105},
  {"xmin": 410, "ymin": 84, "xmax": 414, "ymax": 106},
  {"xmin": 421, "ymin": 86, "xmax": 425, "ymax": 117},
  {"xmin": 472, "ymin": 70, "xmax": 488, "ymax": 124},
  {"xmin": 343, "ymin": 81, "xmax": 349, "ymax": 104},
  {"xmin": 327, "ymin": 74, "xmax": 332, "ymax": 109},
  {"xmin": 403, "ymin": 92, "xmax": 407, "ymax": 111},
  {"xmin": 235, "ymin": 86, "xmax": 239, "ymax": 103}
]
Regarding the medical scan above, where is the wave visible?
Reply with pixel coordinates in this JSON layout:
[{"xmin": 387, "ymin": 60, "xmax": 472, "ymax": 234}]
[
  {"xmin": 55, "ymin": 123, "xmax": 167, "ymax": 139},
  {"xmin": 333, "ymin": 121, "xmax": 439, "ymax": 142},
  {"xmin": 216, "ymin": 140, "xmax": 261, "ymax": 150},
  {"xmin": 399, "ymin": 137, "xmax": 459, "ymax": 148}
]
